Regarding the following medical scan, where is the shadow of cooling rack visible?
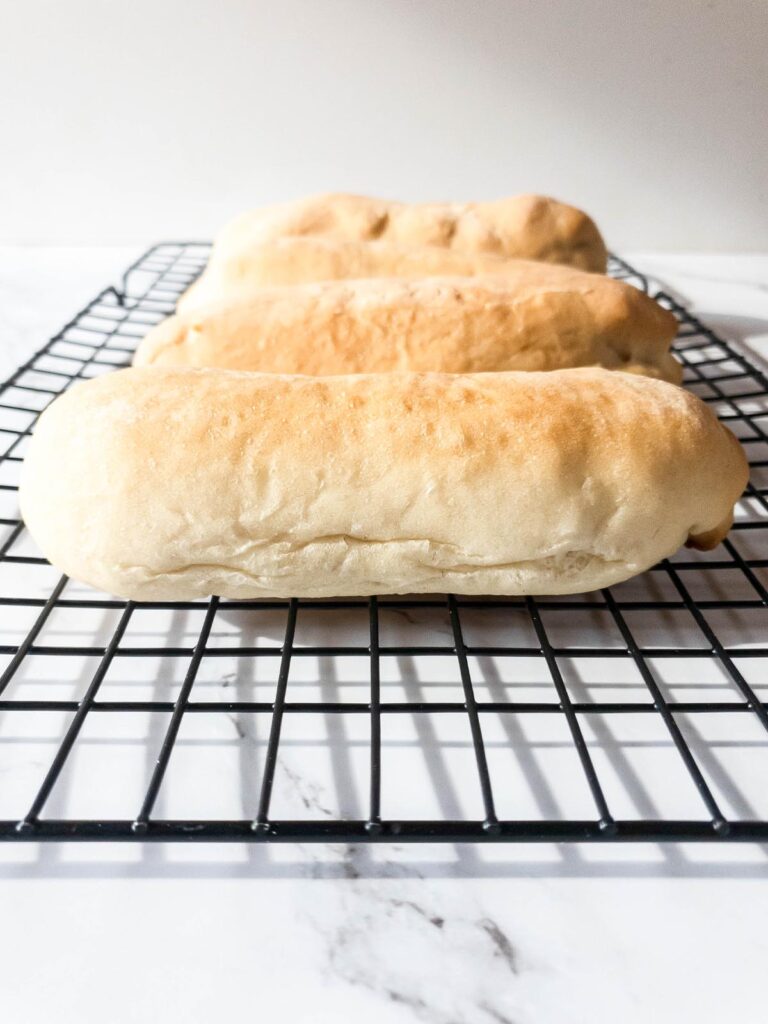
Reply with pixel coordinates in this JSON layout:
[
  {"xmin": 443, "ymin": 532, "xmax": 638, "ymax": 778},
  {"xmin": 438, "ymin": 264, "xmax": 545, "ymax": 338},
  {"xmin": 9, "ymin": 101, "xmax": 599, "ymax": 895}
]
[{"xmin": 0, "ymin": 246, "xmax": 766, "ymax": 844}]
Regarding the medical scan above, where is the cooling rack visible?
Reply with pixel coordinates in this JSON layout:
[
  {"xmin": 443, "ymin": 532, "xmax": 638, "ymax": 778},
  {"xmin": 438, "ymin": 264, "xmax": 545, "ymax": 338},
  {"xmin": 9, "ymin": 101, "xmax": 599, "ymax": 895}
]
[{"xmin": 0, "ymin": 246, "xmax": 766, "ymax": 844}]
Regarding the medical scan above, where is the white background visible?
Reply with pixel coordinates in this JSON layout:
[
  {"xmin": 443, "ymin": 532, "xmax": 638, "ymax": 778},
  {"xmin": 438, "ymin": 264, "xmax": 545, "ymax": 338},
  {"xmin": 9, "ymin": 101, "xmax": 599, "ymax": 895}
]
[{"xmin": 0, "ymin": 0, "xmax": 766, "ymax": 249}]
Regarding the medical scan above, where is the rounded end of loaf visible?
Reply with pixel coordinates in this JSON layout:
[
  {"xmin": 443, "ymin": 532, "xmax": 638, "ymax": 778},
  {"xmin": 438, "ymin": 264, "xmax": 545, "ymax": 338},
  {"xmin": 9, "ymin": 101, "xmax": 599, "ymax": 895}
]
[
  {"xmin": 684, "ymin": 417, "xmax": 749, "ymax": 550},
  {"xmin": 133, "ymin": 313, "xmax": 187, "ymax": 368},
  {"xmin": 597, "ymin": 284, "xmax": 682, "ymax": 383},
  {"xmin": 686, "ymin": 513, "xmax": 734, "ymax": 552},
  {"xmin": 569, "ymin": 214, "xmax": 608, "ymax": 274},
  {"xmin": 485, "ymin": 195, "xmax": 609, "ymax": 273},
  {"xmin": 547, "ymin": 199, "xmax": 608, "ymax": 273}
]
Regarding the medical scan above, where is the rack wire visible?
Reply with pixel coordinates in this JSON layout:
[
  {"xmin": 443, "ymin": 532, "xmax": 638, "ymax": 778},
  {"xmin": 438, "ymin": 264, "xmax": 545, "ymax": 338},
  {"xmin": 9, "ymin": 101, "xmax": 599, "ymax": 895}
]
[{"xmin": 0, "ymin": 245, "xmax": 766, "ymax": 843}]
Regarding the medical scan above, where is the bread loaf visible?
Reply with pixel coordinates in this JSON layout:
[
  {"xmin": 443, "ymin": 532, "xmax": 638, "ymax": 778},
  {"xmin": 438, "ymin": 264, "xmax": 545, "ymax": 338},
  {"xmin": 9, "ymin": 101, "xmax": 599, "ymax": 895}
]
[
  {"xmin": 138, "ymin": 271, "xmax": 681, "ymax": 383},
  {"xmin": 206, "ymin": 192, "xmax": 607, "ymax": 271},
  {"xmin": 178, "ymin": 236, "xmax": 608, "ymax": 313},
  {"xmin": 20, "ymin": 367, "xmax": 746, "ymax": 601}
]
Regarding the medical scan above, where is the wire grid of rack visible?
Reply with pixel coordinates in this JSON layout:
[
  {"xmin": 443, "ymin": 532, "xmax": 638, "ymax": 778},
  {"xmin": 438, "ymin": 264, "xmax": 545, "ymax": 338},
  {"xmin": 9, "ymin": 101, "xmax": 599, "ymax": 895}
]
[{"xmin": 0, "ymin": 246, "xmax": 766, "ymax": 843}]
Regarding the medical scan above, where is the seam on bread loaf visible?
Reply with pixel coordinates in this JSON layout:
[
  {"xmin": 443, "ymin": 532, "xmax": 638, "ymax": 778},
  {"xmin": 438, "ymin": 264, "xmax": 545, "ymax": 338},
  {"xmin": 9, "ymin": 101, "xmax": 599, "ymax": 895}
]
[{"xmin": 109, "ymin": 548, "xmax": 631, "ymax": 600}]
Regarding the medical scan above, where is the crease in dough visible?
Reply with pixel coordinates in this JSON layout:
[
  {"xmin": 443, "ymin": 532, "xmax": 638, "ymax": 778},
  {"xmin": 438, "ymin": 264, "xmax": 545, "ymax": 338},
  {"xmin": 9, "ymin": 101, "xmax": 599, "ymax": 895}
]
[{"xmin": 115, "ymin": 547, "xmax": 632, "ymax": 599}]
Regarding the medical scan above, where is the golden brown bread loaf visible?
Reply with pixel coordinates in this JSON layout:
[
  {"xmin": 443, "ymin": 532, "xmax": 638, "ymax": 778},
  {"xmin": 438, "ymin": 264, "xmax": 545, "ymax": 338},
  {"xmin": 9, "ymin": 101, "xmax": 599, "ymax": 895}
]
[
  {"xmin": 178, "ymin": 236, "xmax": 607, "ymax": 312},
  {"xmin": 137, "ymin": 271, "xmax": 681, "ymax": 383},
  {"xmin": 20, "ymin": 367, "xmax": 746, "ymax": 601},
  {"xmin": 206, "ymin": 192, "xmax": 607, "ymax": 270}
]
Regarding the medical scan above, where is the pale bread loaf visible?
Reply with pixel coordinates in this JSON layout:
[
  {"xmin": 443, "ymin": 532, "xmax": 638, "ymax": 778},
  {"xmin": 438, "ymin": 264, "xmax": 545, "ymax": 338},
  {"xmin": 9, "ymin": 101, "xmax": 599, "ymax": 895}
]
[
  {"xmin": 20, "ymin": 367, "xmax": 746, "ymax": 601},
  {"xmin": 208, "ymin": 192, "xmax": 607, "ymax": 270},
  {"xmin": 178, "ymin": 236, "xmax": 599, "ymax": 313},
  {"xmin": 137, "ymin": 271, "xmax": 681, "ymax": 383}
]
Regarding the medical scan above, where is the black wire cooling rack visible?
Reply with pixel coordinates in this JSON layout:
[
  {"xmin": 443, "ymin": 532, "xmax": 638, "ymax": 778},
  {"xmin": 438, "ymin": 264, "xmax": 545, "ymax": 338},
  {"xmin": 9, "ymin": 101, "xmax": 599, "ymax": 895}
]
[{"xmin": 0, "ymin": 246, "xmax": 766, "ymax": 844}]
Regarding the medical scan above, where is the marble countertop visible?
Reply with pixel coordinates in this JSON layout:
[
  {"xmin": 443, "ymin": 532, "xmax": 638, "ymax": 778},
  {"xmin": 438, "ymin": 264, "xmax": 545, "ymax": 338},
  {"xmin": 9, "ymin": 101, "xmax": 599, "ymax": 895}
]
[{"xmin": 1, "ymin": 249, "xmax": 767, "ymax": 1024}]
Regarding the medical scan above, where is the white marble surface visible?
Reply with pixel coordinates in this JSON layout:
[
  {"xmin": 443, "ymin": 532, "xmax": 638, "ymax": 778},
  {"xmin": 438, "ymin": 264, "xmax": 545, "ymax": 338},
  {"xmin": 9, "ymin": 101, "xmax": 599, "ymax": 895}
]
[{"xmin": 1, "ymin": 250, "xmax": 768, "ymax": 1024}]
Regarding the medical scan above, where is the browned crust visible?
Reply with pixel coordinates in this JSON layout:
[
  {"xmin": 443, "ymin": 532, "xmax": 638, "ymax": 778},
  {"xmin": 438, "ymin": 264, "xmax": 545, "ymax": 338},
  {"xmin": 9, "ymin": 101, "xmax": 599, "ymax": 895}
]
[{"xmin": 140, "ymin": 270, "xmax": 681, "ymax": 382}]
